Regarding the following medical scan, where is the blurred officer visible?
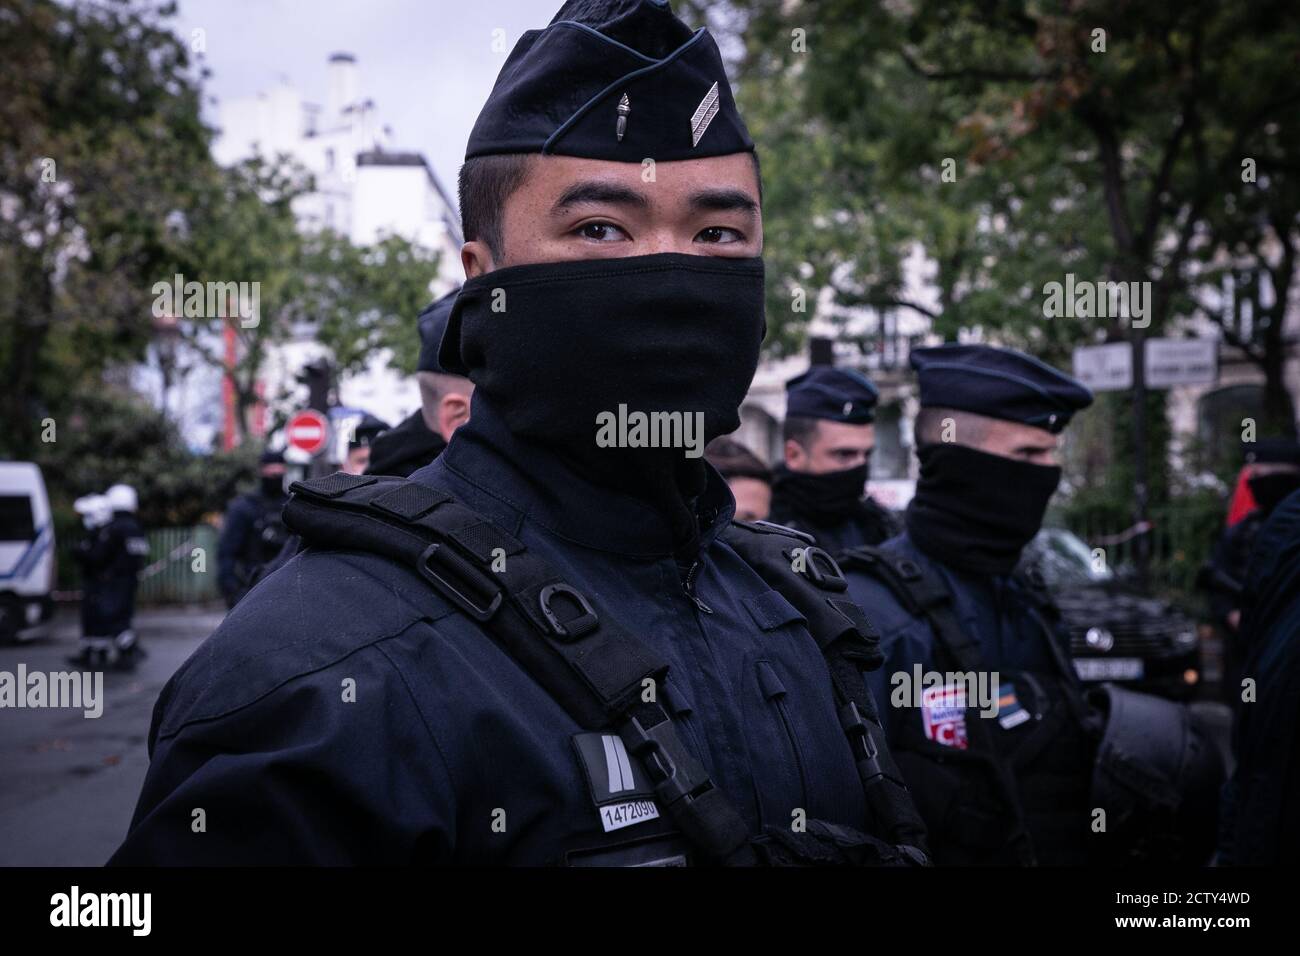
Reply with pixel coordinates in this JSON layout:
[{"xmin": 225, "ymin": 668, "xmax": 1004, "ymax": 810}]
[
  {"xmin": 71, "ymin": 486, "xmax": 149, "ymax": 670},
  {"xmin": 1218, "ymin": 485, "xmax": 1300, "ymax": 864},
  {"xmin": 340, "ymin": 413, "xmax": 391, "ymax": 476},
  {"xmin": 216, "ymin": 450, "xmax": 289, "ymax": 609},
  {"xmin": 365, "ymin": 288, "xmax": 473, "ymax": 478},
  {"xmin": 1201, "ymin": 437, "xmax": 1300, "ymax": 697},
  {"xmin": 69, "ymin": 493, "xmax": 113, "ymax": 668},
  {"xmin": 838, "ymin": 344, "xmax": 1222, "ymax": 864},
  {"xmin": 704, "ymin": 436, "xmax": 771, "ymax": 521},
  {"xmin": 113, "ymin": 0, "xmax": 926, "ymax": 867},
  {"xmin": 770, "ymin": 366, "xmax": 898, "ymax": 554}
]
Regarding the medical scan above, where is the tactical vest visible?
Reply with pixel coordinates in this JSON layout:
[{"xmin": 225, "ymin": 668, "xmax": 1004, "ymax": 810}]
[
  {"xmin": 838, "ymin": 545, "xmax": 1099, "ymax": 865},
  {"xmin": 282, "ymin": 471, "xmax": 930, "ymax": 867}
]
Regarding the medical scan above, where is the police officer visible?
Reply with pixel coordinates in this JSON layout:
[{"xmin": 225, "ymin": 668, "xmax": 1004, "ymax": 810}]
[
  {"xmin": 216, "ymin": 450, "xmax": 290, "ymax": 608},
  {"xmin": 838, "ymin": 344, "xmax": 1221, "ymax": 865},
  {"xmin": 1201, "ymin": 437, "xmax": 1300, "ymax": 699},
  {"xmin": 340, "ymin": 413, "xmax": 391, "ymax": 476},
  {"xmin": 770, "ymin": 366, "xmax": 899, "ymax": 554},
  {"xmin": 704, "ymin": 437, "xmax": 771, "ymax": 522},
  {"xmin": 69, "ymin": 493, "xmax": 113, "ymax": 668},
  {"xmin": 1218, "ymin": 484, "xmax": 1300, "ymax": 863},
  {"xmin": 71, "ymin": 486, "xmax": 149, "ymax": 670},
  {"xmin": 365, "ymin": 288, "xmax": 473, "ymax": 478},
  {"xmin": 111, "ymin": 0, "xmax": 925, "ymax": 867}
]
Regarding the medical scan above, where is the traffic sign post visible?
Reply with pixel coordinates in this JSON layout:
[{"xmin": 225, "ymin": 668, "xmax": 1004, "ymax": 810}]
[{"xmin": 287, "ymin": 409, "xmax": 330, "ymax": 458}]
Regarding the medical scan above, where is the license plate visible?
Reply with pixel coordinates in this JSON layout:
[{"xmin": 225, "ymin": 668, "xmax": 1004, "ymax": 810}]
[{"xmin": 1074, "ymin": 657, "xmax": 1144, "ymax": 681}]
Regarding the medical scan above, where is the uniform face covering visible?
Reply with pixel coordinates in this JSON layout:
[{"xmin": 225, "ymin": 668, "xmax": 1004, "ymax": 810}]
[
  {"xmin": 772, "ymin": 463, "xmax": 868, "ymax": 525},
  {"xmin": 448, "ymin": 252, "xmax": 766, "ymax": 556},
  {"xmin": 906, "ymin": 443, "xmax": 1061, "ymax": 575}
]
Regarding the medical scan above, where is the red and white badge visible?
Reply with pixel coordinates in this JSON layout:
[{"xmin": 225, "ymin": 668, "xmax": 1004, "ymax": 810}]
[{"xmin": 921, "ymin": 684, "xmax": 969, "ymax": 750}]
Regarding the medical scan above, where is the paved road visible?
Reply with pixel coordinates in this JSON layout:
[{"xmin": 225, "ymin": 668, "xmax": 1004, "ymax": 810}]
[{"xmin": 0, "ymin": 605, "xmax": 222, "ymax": 866}]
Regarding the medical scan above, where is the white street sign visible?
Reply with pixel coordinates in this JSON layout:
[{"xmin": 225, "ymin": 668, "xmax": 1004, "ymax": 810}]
[{"xmin": 1072, "ymin": 342, "xmax": 1132, "ymax": 392}]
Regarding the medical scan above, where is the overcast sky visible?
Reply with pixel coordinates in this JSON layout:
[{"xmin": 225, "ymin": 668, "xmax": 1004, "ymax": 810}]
[{"xmin": 172, "ymin": 0, "xmax": 564, "ymax": 207}]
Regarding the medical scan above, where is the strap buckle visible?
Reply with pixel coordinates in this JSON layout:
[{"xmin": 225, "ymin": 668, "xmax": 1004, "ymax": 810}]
[
  {"xmin": 790, "ymin": 545, "xmax": 848, "ymax": 593},
  {"xmin": 841, "ymin": 702, "xmax": 885, "ymax": 783},
  {"xmin": 623, "ymin": 715, "xmax": 713, "ymax": 806},
  {"xmin": 538, "ymin": 583, "xmax": 599, "ymax": 640},
  {"xmin": 417, "ymin": 542, "xmax": 503, "ymax": 622}
]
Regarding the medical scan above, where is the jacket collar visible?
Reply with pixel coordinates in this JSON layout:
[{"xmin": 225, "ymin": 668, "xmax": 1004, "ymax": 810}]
[{"xmin": 410, "ymin": 393, "xmax": 735, "ymax": 559}]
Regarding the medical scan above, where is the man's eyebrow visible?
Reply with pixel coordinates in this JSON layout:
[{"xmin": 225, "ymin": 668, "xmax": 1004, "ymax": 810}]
[
  {"xmin": 688, "ymin": 188, "xmax": 759, "ymax": 215},
  {"xmin": 551, "ymin": 181, "xmax": 649, "ymax": 213}
]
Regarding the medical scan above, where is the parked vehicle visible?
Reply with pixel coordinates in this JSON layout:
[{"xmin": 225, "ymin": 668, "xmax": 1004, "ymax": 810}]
[
  {"xmin": 1023, "ymin": 527, "xmax": 1201, "ymax": 700},
  {"xmin": 0, "ymin": 461, "xmax": 56, "ymax": 643}
]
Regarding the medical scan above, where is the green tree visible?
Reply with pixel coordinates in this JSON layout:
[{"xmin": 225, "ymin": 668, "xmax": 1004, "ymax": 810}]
[{"xmin": 0, "ymin": 0, "xmax": 214, "ymax": 455}]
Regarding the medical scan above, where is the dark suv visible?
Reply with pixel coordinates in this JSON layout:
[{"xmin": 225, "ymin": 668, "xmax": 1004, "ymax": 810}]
[{"xmin": 1021, "ymin": 528, "xmax": 1201, "ymax": 700}]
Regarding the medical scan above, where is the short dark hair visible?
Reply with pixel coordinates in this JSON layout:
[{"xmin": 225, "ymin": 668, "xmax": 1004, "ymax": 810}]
[
  {"xmin": 457, "ymin": 151, "xmax": 763, "ymax": 262},
  {"xmin": 458, "ymin": 154, "xmax": 536, "ymax": 261},
  {"xmin": 782, "ymin": 414, "xmax": 821, "ymax": 449},
  {"xmin": 913, "ymin": 407, "xmax": 993, "ymax": 447},
  {"xmin": 705, "ymin": 437, "xmax": 770, "ymax": 484}
]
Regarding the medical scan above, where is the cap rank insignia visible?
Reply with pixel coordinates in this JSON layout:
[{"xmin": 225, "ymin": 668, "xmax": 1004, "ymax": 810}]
[{"xmin": 690, "ymin": 81, "xmax": 720, "ymax": 147}]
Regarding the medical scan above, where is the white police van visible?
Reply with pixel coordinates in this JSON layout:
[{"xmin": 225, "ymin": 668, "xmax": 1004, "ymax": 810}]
[{"xmin": 0, "ymin": 461, "xmax": 56, "ymax": 643}]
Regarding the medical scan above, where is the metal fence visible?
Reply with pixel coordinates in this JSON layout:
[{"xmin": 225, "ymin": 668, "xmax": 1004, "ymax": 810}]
[
  {"xmin": 1061, "ymin": 501, "xmax": 1223, "ymax": 605},
  {"xmin": 56, "ymin": 524, "xmax": 222, "ymax": 605}
]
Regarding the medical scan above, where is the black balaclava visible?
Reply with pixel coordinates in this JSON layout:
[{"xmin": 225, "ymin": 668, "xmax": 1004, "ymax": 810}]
[
  {"xmin": 771, "ymin": 462, "xmax": 869, "ymax": 525},
  {"xmin": 447, "ymin": 252, "xmax": 766, "ymax": 561},
  {"xmin": 260, "ymin": 473, "xmax": 287, "ymax": 500},
  {"xmin": 906, "ymin": 443, "xmax": 1061, "ymax": 576},
  {"xmin": 1248, "ymin": 471, "xmax": 1300, "ymax": 515}
]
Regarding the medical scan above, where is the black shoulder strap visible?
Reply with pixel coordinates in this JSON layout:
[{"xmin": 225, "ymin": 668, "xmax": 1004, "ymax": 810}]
[
  {"xmin": 838, "ymin": 544, "xmax": 1037, "ymax": 864},
  {"xmin": 723, "ymin": 521, "xmax": 928, "ymax": 857},
  {"xmin": 285, "ymin": 471, "xmax": 760, "ymax": 864}
]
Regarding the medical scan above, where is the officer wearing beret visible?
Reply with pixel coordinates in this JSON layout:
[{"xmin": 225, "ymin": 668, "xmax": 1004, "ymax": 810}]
[
  {"xmin": 770, "ymin": 366, "xmax": 899, "ymax": 554},
  {"xmin": 364, "ymin": 287, "xmax": 474, "ymax": 478},
  {"xmin": 112, "ymin": 0, "xmax": 924, "ymax": 866},
  {"xmin": 838, "ymin": 343, "xmax": 1222, "ymax": 865}
]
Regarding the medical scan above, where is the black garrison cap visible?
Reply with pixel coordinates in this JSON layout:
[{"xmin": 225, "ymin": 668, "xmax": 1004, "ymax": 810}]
[
  {"xmin": 910, "ymin": 343, "xmax": 1094, "ymax": 434},
  {"xmin": 417, "ymin": 287, "xmax": 462, "ymax": 375},
  {"xmin": 785, "ymin": 366, "xmax": 880, "ymax": 425},
  {"xmin": 466, "ymin": 0, "xmax": 754, "ymax": 162}
]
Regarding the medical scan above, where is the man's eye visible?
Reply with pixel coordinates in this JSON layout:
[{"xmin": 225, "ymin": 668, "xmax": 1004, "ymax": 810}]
[
  {"xmin": 576, "ymin": 222, "xmax": 628, "ymax": 242},
  {"xmin": 696, "ymin": 226, "xmax": 743, "ymax": 244}
]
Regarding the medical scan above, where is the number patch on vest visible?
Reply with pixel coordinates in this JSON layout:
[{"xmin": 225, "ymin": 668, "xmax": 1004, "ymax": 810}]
[
  {"xmin": 921, "ymin": 684, "xmax": 969, "ymax": 749},
  {"xmin": 572, "ymin": 733, "xmax": 661, "ymax": 833},
  {"xmin": 599, "ymin": 799, "xmax": 661, "ymax": 833}
]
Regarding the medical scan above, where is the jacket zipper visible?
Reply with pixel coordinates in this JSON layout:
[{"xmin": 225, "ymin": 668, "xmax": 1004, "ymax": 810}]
[{"xmin": 683, "ymin": 561, "xmax": 714, "ymax": 614}]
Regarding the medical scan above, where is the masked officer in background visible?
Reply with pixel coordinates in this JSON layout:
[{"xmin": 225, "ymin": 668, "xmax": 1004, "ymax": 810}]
[
  {"xmin": 216, "ymin": 450, "xmax": 290, "ymax": 609},
  {"xmin": 1200, "ymin": 437, "xmax": 1300, "ymax": 699},
  {"xmin": 112, "ymin": 0, "xmax": 926, "ymax": 867},
  {"xmin": 770, "ymin": 366, "xmax": 898, "ymax": 554},
  {"xmin": 365, "ymin": 288, "xmax": 473, "ymax": 478},
  {"xmin": 837, "ymin": 344, "xmax": 1222, "ymax": 865},
  {"xmin": 71, "ymin": 485, "xmax": 149, "ymax": 670},
  {"xmin": 1218, "ymin": 485, "xmax": 1300, "ymax": 864}
]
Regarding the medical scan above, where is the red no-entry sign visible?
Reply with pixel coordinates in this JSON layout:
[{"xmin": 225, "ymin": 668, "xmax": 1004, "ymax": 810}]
[{"xmin": 286, "ymin": 409, "xmax": 330, "ymax": 456}]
